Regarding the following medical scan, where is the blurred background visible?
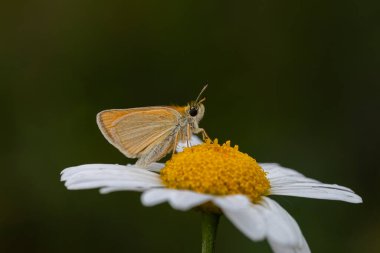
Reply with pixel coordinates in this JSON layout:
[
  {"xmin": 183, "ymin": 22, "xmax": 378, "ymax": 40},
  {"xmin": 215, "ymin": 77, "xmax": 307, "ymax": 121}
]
[{"xmin": 1, "ymin": 0, "xmax": 379, "ymax": 252}]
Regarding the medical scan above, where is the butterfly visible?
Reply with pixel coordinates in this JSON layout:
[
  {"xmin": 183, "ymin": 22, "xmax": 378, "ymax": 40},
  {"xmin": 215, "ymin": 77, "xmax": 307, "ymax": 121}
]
[{"xmin": 97, "ymin": 85, "xmax": 209, "ymax": 168}]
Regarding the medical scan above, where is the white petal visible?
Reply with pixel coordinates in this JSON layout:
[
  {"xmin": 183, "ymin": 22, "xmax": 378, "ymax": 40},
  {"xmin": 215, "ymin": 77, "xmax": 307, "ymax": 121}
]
[
  {"xmin": 176, "ymin": 135, "xmax": 203, "ymax": 152},
  {"xmin": 214, "ymin": 196, "xmax": 310, "ymax": 252},
  {"xmin": 61, "ymin": 164, "xmax": 163, "ymax": 193},
  {"xmin": 212, "ymin": 195, "xmax": 252, "ymax": 210},
  {"xmin": 269, "ymin": 236, "xmax": 310, "ymax": 253},
  {"xmin": 270, "ymin": 182, "xmax": 362, "ymax": 203},
  {"xmin": 260, "ymin": 163, "xmax": 319, "ymax": 185},
  {"xmin": 122, "ymin": 162, "xmax": 165, "ymax": 172},
  {"xmin": 262, "ymin": 198, "xmax": 310, "ymax": 253},
  {"xmin": 261, "ymin": 163, "xmax": 362, "ymax": 203},
  {"xmin": 141, "ymin": 188, "xmax": 213, "ymax": 211},
  {"xmin": 213, "ymin": 195, "xmax": 267, "ymax": 240},
  {"xmin": 144, "ymin": 162, "xmax": 165, "ymax": 173}
]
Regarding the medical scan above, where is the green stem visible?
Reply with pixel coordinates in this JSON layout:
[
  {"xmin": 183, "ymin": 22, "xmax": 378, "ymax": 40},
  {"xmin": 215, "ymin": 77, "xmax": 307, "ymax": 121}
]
[{"xmin": 201, "ymin": 212, "xmax": 220, "ymax": 253}]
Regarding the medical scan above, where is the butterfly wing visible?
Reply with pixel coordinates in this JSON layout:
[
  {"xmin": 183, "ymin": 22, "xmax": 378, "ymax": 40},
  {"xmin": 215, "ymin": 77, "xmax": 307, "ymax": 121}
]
[{"xmin": 97, "ymin": 107, "xmax": 181, "ymax": 159}]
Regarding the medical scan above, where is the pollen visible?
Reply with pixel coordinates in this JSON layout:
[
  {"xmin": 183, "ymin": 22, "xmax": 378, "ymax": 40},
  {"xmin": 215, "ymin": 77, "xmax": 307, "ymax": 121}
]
[{"xmin": 160, "ymin": 139, "xmax": 270, "ymax": 202}]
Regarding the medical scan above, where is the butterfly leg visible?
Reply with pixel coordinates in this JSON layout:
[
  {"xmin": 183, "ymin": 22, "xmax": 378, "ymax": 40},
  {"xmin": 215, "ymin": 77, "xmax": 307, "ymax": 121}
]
[
  {"xmin": 194, "ymin": 128, "xmax": 210, "ymax": 141},
  {"xmin": 186, "ymin": 124, "xmax": 191, "ymax": 147},
  {"xmin": 172, "ymin": 131, "xmax": 179, "ymax": 155},
  {"xmin": 201, "ymin": 129, "xmax": 210, "ymax": 141}
]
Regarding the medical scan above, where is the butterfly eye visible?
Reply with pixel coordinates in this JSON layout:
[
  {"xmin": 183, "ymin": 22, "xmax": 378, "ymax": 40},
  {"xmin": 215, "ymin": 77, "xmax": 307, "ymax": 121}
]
[{"xmin": 189, "ymin": 107, "xmax": 198, "ymax": 117}]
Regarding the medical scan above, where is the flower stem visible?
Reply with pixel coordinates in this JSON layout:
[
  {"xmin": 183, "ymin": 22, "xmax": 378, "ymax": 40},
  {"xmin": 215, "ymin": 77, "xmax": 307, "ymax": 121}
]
[{"xmin": 201, "ymin": 212, "xmax": 220, "ymax": 253}]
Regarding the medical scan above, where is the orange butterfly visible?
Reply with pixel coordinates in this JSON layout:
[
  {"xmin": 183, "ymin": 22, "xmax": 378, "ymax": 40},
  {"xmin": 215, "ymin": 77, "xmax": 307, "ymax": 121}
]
[{"xmin": 97, "ymin": 85, "xmax": 209, "ymax": 168}]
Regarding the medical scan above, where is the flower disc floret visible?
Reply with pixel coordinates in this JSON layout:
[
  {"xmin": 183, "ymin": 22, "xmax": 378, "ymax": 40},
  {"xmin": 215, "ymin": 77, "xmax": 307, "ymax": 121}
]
[{"xmin": 160, "ymin": 139, "xmax": 270, "ymax": 202}]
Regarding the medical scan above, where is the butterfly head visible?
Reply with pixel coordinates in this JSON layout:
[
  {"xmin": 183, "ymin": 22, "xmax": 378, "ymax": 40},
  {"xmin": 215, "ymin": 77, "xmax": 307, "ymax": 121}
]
[
  {"xmin": 186, "ymin": 84, "xmax": 207, "ymax": 122},
  {"xmin": 186, "ymin": 100, "xmax": 205, "ymax": 123}
]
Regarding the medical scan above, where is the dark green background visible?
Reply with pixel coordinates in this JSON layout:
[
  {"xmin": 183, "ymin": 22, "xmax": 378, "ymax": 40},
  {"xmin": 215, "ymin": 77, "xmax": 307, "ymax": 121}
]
[{"xmin": 1, "ymin": 1, "xmax": 379, "ymax": 252}]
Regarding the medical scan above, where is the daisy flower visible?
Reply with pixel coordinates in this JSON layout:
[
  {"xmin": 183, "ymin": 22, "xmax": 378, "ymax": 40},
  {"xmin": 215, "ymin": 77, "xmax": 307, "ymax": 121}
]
[{"xmin": 61, "ymin": 136, "xmax": 362, "ymax": 253}]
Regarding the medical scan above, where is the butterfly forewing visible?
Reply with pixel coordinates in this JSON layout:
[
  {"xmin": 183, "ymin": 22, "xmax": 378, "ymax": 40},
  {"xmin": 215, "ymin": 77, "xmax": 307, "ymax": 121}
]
[
  {"xmin": 113, "ymin": 114, "xmax": 177, "ymax": 156},
  {"xmin": 97, "ymin": 107, "xmax": 181, "ymax": 158}
]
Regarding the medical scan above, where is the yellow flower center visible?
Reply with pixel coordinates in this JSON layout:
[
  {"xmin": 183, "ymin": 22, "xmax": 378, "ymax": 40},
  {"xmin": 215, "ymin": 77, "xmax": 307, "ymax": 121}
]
[{"xmin": 160, "ymin": 139, "xmax": 270, "ymax": 202}]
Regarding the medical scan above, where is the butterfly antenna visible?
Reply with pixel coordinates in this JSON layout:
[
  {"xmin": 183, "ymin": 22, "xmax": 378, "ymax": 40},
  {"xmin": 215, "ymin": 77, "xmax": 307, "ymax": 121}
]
[{"xmin": 195, "ymin": 84, "xmax": 208, "ymax": 104}]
